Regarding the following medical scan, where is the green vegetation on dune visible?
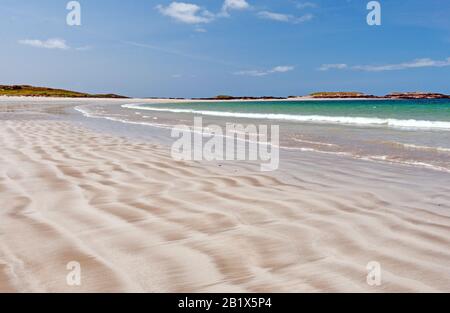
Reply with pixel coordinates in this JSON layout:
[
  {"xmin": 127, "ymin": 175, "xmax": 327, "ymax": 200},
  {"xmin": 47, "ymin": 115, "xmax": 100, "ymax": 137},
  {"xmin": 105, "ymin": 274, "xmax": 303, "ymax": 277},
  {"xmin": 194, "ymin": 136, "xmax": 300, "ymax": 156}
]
[{"xmin": 0, "ymin": 85, "xmax": 128, "ymax": 98}]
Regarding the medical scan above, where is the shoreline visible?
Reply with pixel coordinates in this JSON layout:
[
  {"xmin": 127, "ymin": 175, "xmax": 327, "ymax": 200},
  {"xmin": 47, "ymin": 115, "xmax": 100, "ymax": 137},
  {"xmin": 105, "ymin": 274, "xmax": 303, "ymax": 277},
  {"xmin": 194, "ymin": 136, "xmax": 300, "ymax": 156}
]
[
  {"xmin": 76, "ymin": 99, "xmax": 450, "ymax": 174},
  {"xmin": 75, "ymin": 104, "xmax": 450, "ymax": 175},
  {"xmin": 1, "ymin": 95, "xmax": 447, "ymax": 103},
  {"xmin": 0, "ymin": 98, "xmax": 449, "ymax": 292}
]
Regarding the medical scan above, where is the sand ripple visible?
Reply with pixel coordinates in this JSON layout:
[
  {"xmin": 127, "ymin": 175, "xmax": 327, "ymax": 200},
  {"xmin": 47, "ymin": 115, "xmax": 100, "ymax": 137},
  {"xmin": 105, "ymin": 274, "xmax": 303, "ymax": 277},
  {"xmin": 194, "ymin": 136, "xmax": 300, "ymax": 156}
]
[{"xmin": 0, "ymin": 118, "xmax": 449, "ymax": 292}]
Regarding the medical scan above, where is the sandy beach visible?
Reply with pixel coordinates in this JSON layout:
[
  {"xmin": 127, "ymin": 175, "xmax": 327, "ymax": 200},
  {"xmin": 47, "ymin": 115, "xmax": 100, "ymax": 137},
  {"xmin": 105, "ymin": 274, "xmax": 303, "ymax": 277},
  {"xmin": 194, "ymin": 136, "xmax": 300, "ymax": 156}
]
[{"xmin": 1, "ymin": 97, "xmax": 449, "ymax": 292}]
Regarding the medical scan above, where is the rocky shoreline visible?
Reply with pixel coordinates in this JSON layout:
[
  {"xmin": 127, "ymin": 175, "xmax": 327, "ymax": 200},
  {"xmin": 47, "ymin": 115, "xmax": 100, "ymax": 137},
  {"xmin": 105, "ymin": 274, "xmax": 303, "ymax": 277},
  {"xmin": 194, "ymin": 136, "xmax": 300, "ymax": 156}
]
[
  {"xmin": 307, "ymin": 92, "xmax": 450, "ymax": 100},
  {"xmin": 384, "ymin": 92, "xmax": 450, "ymax": 100},
  {"xmin": 192, "ymin": 92, "xmax": 450, "ymax": 101},
  {"xmin": 1, "ymin": 85, "xmax": 449, "ymax": 100}
]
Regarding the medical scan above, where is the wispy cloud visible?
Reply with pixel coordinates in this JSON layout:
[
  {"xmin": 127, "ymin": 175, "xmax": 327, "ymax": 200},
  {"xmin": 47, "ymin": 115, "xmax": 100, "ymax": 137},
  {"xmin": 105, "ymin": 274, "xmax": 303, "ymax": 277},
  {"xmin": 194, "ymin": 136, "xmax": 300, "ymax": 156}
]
[
  {"xmin": 156, "ymin": 2, "xmax": 214, "ymax": 24},
  {"xmin": 221, "ymin": 0, "xmax": 250, "ymax": 16},
  {"xmin": 271, "ymin": 65, "xmax": 295, "ymax": 73},
  {"xmin": 257, "ymin": 11, "xmax": 313, "ymax": 24},
  {"xmin": 353, "ymin": 58, "xmax": 450, "ymax": 72},
  {"xmin": 75, "ymin": 45, "xmax": 93, "ymax": 51},
  {"xmin": 257, "ymin": 11, "xmax": 290, "ymax": 22},
  {"xmin": 194, "ymin": 27, "xmax": 207, "ymax": 33},
  {"xmin": 319, "ymin": 57, "xmax": 450, "ymax": 72},
  {"xmin": 296, "ymin": 14, "xmax": 314, "ymax": 23},
  {"xmin": 18, "ymin": 38, "xmax": 69, "ymax": 50},
  {"xmin": 157, "ymin": 1, "xmax": 312, "ymax": 28},
  {"xmin": 235, "ymin": 65, "xmax": 295, "ymax": 76},
  {"xmin": 296, "ymin": 2, "xmax": 317, "ymax": 10},
  {"xmin": 318, "ymin": 64, "xmax": 348, "ymax": 71},
  {"xmin": 123, "ymin": 40, "xmax": 237, "ymax": 67}
]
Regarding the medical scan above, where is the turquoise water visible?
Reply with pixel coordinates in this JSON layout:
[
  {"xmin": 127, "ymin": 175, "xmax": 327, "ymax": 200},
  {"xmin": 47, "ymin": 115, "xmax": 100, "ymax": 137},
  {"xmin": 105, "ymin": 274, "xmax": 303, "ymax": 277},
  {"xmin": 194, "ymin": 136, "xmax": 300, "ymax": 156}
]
[
  {"xmin": 139, "ymin": 99, "xmax": 450, "ymax": 119},
  {"xmin": 77, "ymin": 99, "xmax": 450, "ymax": 172},
  {"xmin": 126, "ymin": 100, "xmax": 450, "ymax": 129}
]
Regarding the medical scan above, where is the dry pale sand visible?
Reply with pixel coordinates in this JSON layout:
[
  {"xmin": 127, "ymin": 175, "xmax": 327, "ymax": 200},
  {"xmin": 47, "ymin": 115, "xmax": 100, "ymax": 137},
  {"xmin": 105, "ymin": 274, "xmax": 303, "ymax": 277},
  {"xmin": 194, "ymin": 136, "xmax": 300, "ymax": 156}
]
[{"xmin": 0, "ymin": 99, "xmax": 450, "ymax": 292}]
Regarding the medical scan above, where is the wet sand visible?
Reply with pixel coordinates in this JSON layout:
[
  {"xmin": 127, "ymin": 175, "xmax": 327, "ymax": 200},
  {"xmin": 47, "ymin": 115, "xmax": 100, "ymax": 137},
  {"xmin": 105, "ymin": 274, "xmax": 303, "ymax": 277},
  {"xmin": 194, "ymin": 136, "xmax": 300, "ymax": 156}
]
[{"xmin": 0, "ymin": 98, "xmax": 449, "ymax": 292}]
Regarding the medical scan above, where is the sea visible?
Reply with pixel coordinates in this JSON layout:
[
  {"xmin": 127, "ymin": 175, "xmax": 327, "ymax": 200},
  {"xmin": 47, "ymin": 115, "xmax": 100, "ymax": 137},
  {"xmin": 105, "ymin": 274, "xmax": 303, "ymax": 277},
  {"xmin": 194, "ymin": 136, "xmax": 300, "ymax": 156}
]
[{"xmin": 75, "ymin": 99, "xmax": 450, "ymax": 173}]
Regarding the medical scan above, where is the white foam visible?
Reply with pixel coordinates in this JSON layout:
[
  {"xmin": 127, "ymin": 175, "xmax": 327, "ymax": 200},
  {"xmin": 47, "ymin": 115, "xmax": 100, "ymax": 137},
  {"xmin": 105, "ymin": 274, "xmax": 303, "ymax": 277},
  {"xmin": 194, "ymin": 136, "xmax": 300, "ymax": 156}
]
[
  {"xmin": 365, "ymin": 156, "xmax": 450, "ymax": 173},
  {"xmin": 75, "ymin": 105, "xmax": 450, "ymax": 173},
  {"xmin": 388, "ymin": 142, "xmax": 450, "ymax": 153},
  {"xmin": 74, "ymin": 106, "xmax": 175, "ymax": 131},
  {"xmin": 292, "ymin": 138, "xmax": 339, "ymax": 147},
  {"xmin": 121, "ymin": 104, "xmax": 450, "ymax": 130}
]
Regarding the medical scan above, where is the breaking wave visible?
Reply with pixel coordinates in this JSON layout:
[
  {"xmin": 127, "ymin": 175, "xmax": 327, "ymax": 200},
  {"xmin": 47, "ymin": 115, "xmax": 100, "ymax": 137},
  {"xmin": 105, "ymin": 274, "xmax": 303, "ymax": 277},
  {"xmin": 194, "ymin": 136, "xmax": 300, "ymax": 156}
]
[{"xmin": 122, "ymin": 104, "xmax": 450, "ymax": 130}]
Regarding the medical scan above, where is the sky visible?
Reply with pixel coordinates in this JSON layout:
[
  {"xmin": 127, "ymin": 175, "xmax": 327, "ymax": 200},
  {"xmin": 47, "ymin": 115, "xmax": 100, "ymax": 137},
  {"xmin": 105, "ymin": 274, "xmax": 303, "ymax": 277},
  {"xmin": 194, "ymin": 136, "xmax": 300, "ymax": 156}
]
[{"xmin": 0, "ymin": 0, "xmax": 449, "ymax": 98}]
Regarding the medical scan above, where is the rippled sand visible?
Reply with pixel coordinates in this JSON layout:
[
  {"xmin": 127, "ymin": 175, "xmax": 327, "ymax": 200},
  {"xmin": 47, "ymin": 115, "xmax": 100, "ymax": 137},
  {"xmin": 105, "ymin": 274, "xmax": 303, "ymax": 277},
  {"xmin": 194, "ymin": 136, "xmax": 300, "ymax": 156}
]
[{"xmin": 0, "ymin": 98, "xmax": 449, "ymax": 292}]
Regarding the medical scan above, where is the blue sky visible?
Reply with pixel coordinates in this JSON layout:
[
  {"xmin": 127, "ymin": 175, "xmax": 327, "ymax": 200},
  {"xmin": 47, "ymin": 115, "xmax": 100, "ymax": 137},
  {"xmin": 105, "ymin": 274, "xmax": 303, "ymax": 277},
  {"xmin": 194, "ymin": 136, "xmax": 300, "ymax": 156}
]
[{"xmin": 0, "ymin": 0, "xmax": 449, "ymax": 97}]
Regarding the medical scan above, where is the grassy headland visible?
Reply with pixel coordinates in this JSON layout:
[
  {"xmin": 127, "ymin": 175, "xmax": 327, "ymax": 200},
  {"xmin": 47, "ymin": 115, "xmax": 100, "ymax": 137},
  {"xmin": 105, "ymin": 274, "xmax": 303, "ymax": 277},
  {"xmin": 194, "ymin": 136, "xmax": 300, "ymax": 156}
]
[{"xmin": 0, "ymin": 85, "xmax": 128, "ymax": 98}]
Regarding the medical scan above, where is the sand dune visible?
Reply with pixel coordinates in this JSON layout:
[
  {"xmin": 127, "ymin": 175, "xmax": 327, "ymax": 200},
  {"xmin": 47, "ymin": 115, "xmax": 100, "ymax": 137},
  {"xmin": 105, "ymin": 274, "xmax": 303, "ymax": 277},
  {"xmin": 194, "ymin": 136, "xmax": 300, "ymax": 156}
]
[{"xmin": 0, "ymin": 100, "xmax": 449, "ymax": 292}]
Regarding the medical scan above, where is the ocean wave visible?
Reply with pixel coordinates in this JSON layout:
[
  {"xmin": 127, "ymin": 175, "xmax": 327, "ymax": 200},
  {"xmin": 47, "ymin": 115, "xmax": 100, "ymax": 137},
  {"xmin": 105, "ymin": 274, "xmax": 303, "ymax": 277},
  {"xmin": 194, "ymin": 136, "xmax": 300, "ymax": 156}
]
[
  {"xmin": 76, "ymin": 105, "xmax": 450, "ymax": 173},
  {"xmin": 74, "ymin": 106, "xmax": 175, "ymax": 130},
  {"xmin": 384, "ymin": 141, "xmax": 450, "ymax": 153},
  {"xmin": 364, "ymin": 156, "xmax": 450, "ymax": 173},
  {"xmin": 122, "ymin": 104, "xmax": 450, "ymax": 130},
  {"xmin": 284, "ymin": 147, "xmax": 450, "ymax": 173},
  {"xmin": 292, "ymin": 138, "xmax": 339, "ymax": 147}
]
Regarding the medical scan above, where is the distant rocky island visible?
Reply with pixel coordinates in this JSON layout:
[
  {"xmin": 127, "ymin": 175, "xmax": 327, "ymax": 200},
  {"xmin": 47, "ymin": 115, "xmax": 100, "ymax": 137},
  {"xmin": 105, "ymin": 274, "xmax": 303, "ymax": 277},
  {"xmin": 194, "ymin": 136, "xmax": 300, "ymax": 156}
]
[
  {"xmin": 1, "ymin": 85, "xmax": 448, "ymax": 100},
  {"xmin": 191, "ymin": 92, "xmax": 450, "ymax": 100},
  {"xmin": 308, "ymin": 92, "xmax": 376, "ymax": 99},
  {"xmin": 0, "ymin": 85, "xmax": 128, "ymax": 98},
  {"xmin": 192, "ymin": 95, "xmax": 287, "ymax": 101},
  {"xmin": 307, "ymin": 92, "xmax": 450, "ymax": 99},
  {"xmin": 384, "ymin": 92, "xmax": 450, "ymax": 100},
  {"xmin": 202, "ymin": 92, "xmax": 450, "ymax": 100}
]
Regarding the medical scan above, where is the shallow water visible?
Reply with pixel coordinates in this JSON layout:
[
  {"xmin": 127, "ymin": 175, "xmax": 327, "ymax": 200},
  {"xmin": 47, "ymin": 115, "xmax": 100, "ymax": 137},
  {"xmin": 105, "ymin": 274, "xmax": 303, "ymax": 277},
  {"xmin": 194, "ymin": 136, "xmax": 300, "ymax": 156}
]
[{"xmin": 76, "ymin": 100, "xmax": 450, "ymax": 173}]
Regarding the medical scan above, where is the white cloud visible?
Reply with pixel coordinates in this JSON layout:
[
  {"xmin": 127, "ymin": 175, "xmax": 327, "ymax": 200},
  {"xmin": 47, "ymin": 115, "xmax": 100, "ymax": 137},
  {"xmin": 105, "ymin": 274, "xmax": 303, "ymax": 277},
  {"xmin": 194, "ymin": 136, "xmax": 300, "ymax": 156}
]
[
  {"xmin": 318, "ymin": 64, "xmax": 348, "ymax": 71},
  {"xmin": 353, "ymin": 58, "xmax": 450, "ymax": 72},
  {"xmin": 257, "ymin": 11, "xmax": 313, "ymax": 24},
  {"xmin": 157, "ymin": 2, "xmax": 214, "ymax": 24},
  {"xmin": 295, "ymin": 14, "xmax": 314, "ymax": 23},
  {"xmin": 257, "ymin": 11, "xmax": 291, "ymax": 22},
  {"xmin": 157, "ymin": 1, "xmax": 312, "ymax": 29},
  {"xmin": 271, "ymin": 65, "xmax": 295, "ymax": 73},
  {"xmin": 18, "ymin": 38, "xmax": 69, "ymax": 50},
  {"xmin": 234, "ymin": 70, "xmax": 267, "ymax": 77},
  {"xmin": 296, "ymin": 2, "xmax": 317, "ymax": 9},
  {"xmin": 319, "ymin": 58, "xmax": 450, "ymax": 72},
  {"xmin": 235, "ymin": 65, "xmax": 294, "ymax": 76},
  {"xmin": 221, "ymin": 0, "xmax": 250, "ymax": 16},
  {"xmin": 76, "ymin": 45, "xmax": 92, "ymax": 51}
]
